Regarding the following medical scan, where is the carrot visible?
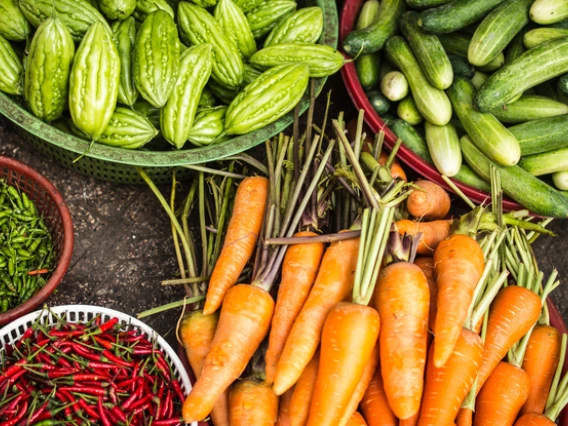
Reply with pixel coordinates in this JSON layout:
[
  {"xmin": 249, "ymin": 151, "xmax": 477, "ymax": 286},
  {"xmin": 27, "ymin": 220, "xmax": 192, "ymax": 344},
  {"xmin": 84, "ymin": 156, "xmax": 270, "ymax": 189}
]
[
  {"xmin": 414, "ymin": 256, "xmax": 437, "ymax": 331},
  {"xmin": 455, "ymin": 408, "xmax": 472, "ymax": 426},
  {"xmin": 476, "ymin": 285, "xmax": 542, "ymax": 392},
  {"xmin": 306, "ymin": 302, "xmax": 380, "ymax": 426},
  {"xmin": 395, "ymin": 220, "xmax": 452, "ymax": 255},
  {"xmin": 520, "ymin": 325, "xmax": 561, "ymax": 415},
  {"xmin": 360, "ymin": 368, "xmax": 397, "ymax": 426},
  {"xmin": 347, "ymin": 412, "xmax": 368, "ymax": 426},
  {"xmin": 406, "ymin": 180, "xmax": 451, "ymax": 220},
  {"xmin": 379, "ymin": 151, "xmax": 407, "ymax": 182},
  {"xmin": 229, "ymin": 379, "xmax": 279, "ymax": 426},
  {"xmin": 474, "ymin": 361, "xmax": 530, "ymax": 426},
  {"xmin": 433, "ymin": 233, "xmax": 485, "ymax": 368},
  {"xmin": 265, "ymin": 232, "xmax": 325, "ymax": 384},
  {"xmin": 417, "ymin": 328, "xmax": 484, "ymax": 426},
  {"xmin": 203, "ymin": 176, "xmax": 269, "ymax": 315},
  {"xmin": 289, "ymin": 352, "xmax": 319, "ymax": 426},
  {"xmin": 273, "ymin": 236, "xmax": 361, "ymax": 395},
  {"xmin": 276, "ymin": 387, "xmax": 294, "ymax": 426},
  {"xmin": 375, "ymin": 261, "xmax": 430, "ymax": 419},
  {"xmin": 400, "ymin": 413, "xmax": 419, "ymax": 426},
  {"xmin": 179, "ymin": 310, "xmax": 230, "ymax": 426},
  {"xmin": 182, "ymin": 284, "xmax": 275, "ymax": 423},
  {"xmin": 514, "ymin": 413, "xmax": 555, "ymax": 426}
]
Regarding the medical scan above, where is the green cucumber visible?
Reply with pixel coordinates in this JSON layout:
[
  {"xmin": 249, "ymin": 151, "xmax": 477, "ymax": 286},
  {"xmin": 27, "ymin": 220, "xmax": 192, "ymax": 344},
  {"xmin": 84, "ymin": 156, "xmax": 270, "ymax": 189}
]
[
  {"xmin": 406, "ymin": 0, "xmax": 451, "ymax": 9},
  {"xmin": 385, "ymin": 36, "xmax": 452, "ymax": 125},
  {"xmin": 380, "ymin": 71, "xmax": 408, "ymax": 101},
  {"xmin": 505, "ymin": 30, "xmax": 528, "ymax": 65},
  {"xmin": 379, "ymin": 58, "xmax": 397, "ymax": 81},
  {"xmin": 425, "ymin": 121, "xmax": 462, "ymax": 176},
  {"xmin": 530, "ymin": 0, "xmax": 568, "ymax": 25},
  {"xmin": 447, "ymin": 77, "xmax": 520, "ymax": 166},
  {"xmin": 397, "ymin": 96, "xmax": 424, "ymax": 125},
  {"xmin": 558, "ymin": 73, "xmax": 568, "ymax": 96},
  {"xmin": 343, "ymin": 0, "xmax": 406, "ymax": 56},
  {"xmin": 509, "ymin": 115, "xmax": 568, "ymax": 155},
  {"xmin": 438, "ymin": 32, "xmax": 505, "ymax": 71},
  {"xmin": 523, "ymin": 27, "xmax": 568, "ymax": 48},
  {"xmin": 490, "ymin": 95, "xmax": 568, "ymax": 123},
  {"xmin": 357, "ymin": 0, "xmax": 380, "ymax": 28},
  {"xmin": 367, "ymin": 90, "xmax": 391, "ymax": 115},
  {"xmin": 355, "ymin": 0, "xmax": 381, "ymax": 90},
  {"xmin": 447, "ymin": 53, "xmax": 475, "ymax": 78},
  {"xmin": 399, "ymin": 11, "xmax": 453, "ymax": 90},
  {"xmin": 468, "ymin": 0, "xmax": 532, "ymax": 67},
  {"xmin": 475, "ymin": 37, "xmax": 568, "ymax": 111},
  {"xmin": 471, "ymin": 71, "xmax": 489, "ymax": 89},
  {"xmin": 417, "ymin": 0, "xmax": 508, "ymax": 34},
  {"xmin": 519, "ymin": 147, "xmax": 568, "ymax": 176},
  {"xmin": 552, "ymin": 18, "xmax": 568, "ymax": 28},
  {"xmin": 552, "ymin": 170, "xmax": 568, "ymax": 190},
  {"xmin": 477, "ymin": 53, "xmax": 504, "ymax": 72}
]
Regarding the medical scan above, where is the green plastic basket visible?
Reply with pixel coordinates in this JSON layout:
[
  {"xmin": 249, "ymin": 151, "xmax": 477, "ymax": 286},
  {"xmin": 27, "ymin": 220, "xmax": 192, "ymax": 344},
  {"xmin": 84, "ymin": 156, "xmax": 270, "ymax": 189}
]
[{"xmin": 0, "ymin": 0, "xmax": 338, "ymax": 184}]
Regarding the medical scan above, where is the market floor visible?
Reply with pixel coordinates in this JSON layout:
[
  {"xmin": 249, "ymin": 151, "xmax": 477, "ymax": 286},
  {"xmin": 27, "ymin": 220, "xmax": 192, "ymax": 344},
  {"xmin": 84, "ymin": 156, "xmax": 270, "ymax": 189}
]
[{"xmin": 1, "ymin": 76, "xmax": 567, "ymax": 348}]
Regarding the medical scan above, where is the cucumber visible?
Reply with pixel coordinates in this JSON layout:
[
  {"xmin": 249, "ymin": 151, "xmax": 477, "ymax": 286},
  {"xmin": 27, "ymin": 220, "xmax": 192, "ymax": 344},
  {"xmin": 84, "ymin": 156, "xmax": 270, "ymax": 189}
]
[
  {"xmin": 552, "ymin": 170, "xmax": 568, "ymax": 190},
  {"xmin": 385, "ymin": 36, "xmax": 452, "ymax": 125},
  {"xmin": 425, "ymin": 121, "xmax": 462, "ymax": 176},
  {"xmin": 475, "ymin": 37, "xmax": 568, "ymax": 111},
  {"xmin": 519, "ymin": 147, "xmax": 568, "ymax": 176},
  {"xmin": 523, "ymin": 27, "xmax": 568, "ymax": 48},
  {"xmin": 468, "ymin": 0, "xmax": 533, "ymax": 67},
  {"xmin": 439, "ymin": 33, "xmax": 505, "ymax": 70},
  {"xmin": 448, "ymin": 54, "xmax": 475, "ymax": 79},
  {"xmin": 477, "ymin": 52, "xmax": 505, "ymax": 72},
  {"xmin": 379, "ymin": 58, "xmax": 397, "ymax": 81},
  {"xmin": 509, "ymin": 115, "xmax": 568, "ymax": 155},
  {"xmin": 552, "ymin": 18, "xmax": 568, "ymax": 28},
  {"xmin": 389, "ymin": 118, "xmax": 490, "ymax": 190},
  {"xmin": 343, "ymin": 0, "xmax": 406, "ymax": 56},
  {"xmin": 461, "ymin": 135, "xmax": 568, "ymax": 217},
  {"xmin": 447, "ymin": 77, "xmax": 520, "ymax": 166},
  {"xmin": 417, "ymin": 0, "xmax": 508, "ymax": 34},
  {"xmin": 399, "ymin": 11, "xmax": 453, "ymax": 90},
  {"xmin": 367, "ymin": 90, "xmax": 391, "ymax": 115},
  {"xmin": 380, "ymin": 71, "xmax": 408, "ymax": 101},
  {"xmin": 471, "ymin": 71, "xmax": 489, "ymax": 89},
  {"xmin": 406, "ymin": 0, "xmax": 451, "ymax": 8},
  {"xmin": 397, "ymin": 96, "xmax": 424, "ymax": 125},
  {"xmin": 530, "ymin": 0, "xmax": 568, "ymax": 25},
  {"xmin": 505, "ymin": 30, "xmax": 528, "ymax": 65},
  {"xmin": 490, "ymin": 95, "xmax": 568, "ymax": 123},
  {"xmin": 355, "ymin": 0, "xmax": 381, "ymax": 90},
  {"xmin": 558, "ymin": 73, "xmax": 568, "ymax": 96}
]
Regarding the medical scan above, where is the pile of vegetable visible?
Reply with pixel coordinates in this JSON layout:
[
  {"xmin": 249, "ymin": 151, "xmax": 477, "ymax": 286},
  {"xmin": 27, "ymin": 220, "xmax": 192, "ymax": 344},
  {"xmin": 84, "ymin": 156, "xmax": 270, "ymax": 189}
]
[
  {"xmin": 138, "ymin": 93, "xmax": 568, "ymax": 426},
  {"xmin": 0, "ymin": 311, "xmax": 186, "ymax": 425},
  {"xmin": 0, "ymin": 0, "xmax": 344, "ymax": 152},
  {"xmin": 344, "ymin": 0, "xmax": 568, "ymax": 218},
  {"xmin": 0, "ymin": 179, "xmax": 54, "ymax": 313}
]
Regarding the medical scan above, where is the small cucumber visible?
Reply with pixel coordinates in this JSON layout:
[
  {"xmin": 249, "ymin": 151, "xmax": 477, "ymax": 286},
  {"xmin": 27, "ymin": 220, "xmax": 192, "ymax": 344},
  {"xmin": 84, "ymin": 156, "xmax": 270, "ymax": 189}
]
[
  {"xmin": 447, "ymin": 77, "xmax": 520, "ymax": 166},
  {"xmin": 447, "ymin": 53, "xmax": 475, "ymax": 79},
  {"xmin": 397, "ymin": 96, "xmax": 424, "ymax": 125},
  {"xmin": 552, "ymin": 170, "xmax": 568, "ymax": 190},
  {"xmin": 343, "ymin": 0, "xmax": 406, "ymax": 55},
  {"xmin": 509, "ymin": 115, "xmax": 568, "ymax": 155},
  {"xmin": 505, "ymin": 30, "xmax": 528, "ymax": 65},
  {"xmin": 438, "ymin": 32, "xmax": 505, "ymax": 71},
  {"xmin": 399, "ymin": 11, "xmax": 453, "ymax": 90},
  {"xmin": 468, "ymin": 0, "xmax": 533, "ymax": 67},
  {"xmin": 523, "ymin": 27, "xmax": 568, "ymax": 48},
  {"xmin": 357, "ymin": 0, "xmax": 380, "ymax": 29},
  {"xmin": 477, "ymin": 52, "xmax": 504, "ymax": 72},
  {"xmin": 385, "ymin": 36, "xmax": 452, "ymax": 126},
  {"xmin": 406, "ymin": 0, "xmax": 451, "ymax": 8},
  {"xmin": 366, "ymin": 90, "xmax": 391, "ymax": 115},
  {"xmin": 474, "ymin": 37, "xmax": 568, "ymax": 111},
  {"xmin": 558, "ymin": 73, "xmax": 568, "ymax": 96},
  {"xmin": 355, "ymin": 0, "xmax": 381, "ymax": 90},
  {"xmin": 490, "ymin": 95, "xmax": 568, "ymax": 123},
  {"xmin": 519, "ymin": 147, "xmax": 568, "ymax": 176},
  {"xmin": 417, "ymin": 0, "xmax": 508, "ymax": 34},
  {"xmin": 461, "ymin": 134, "xmax": 568, "ymax": 217},
  {"xmin": 471, "ymin": 71, "xmax": 489, "ymax": 89},
  {"xmin": 425, "ymin": 121, "xmax": 462, "ymax": 177},
  {"xmin": 530, "ymin": 0, "xmax": 568, "ymax": 24},
  {"xmin": 380, "ymin": 71, "xmax": 408, "ymax": 101}
]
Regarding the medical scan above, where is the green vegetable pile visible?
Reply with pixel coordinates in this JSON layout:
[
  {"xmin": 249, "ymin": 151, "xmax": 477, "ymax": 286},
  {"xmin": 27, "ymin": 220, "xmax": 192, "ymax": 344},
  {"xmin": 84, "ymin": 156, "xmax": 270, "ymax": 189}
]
[
  {"xmin": 0, "ymin": 0, "xmax": 344, "ymax": 152},
  {"xmin": 0, "ymin": 180, "xmax": 55, "ymax": 312},
  {"xmin": 344, "ymin": 0, "xmax": 568, "ymax": 218}
]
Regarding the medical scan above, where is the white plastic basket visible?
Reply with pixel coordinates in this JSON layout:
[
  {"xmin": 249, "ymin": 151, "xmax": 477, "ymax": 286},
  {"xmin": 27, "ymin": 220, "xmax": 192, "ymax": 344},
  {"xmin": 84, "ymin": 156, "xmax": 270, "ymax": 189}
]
[{"xmin": 0, "ymin": 304, "xmax": 196, "ymax": 425}]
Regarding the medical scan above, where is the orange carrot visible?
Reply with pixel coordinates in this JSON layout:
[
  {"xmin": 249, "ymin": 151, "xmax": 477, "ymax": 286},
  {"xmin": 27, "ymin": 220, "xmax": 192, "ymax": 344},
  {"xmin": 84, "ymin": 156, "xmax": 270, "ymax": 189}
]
[
  {"xmin": 379, "ymin": 151, "xmax": 408, "ymax": 182},
  {"xmin": 474, "ymin": 361, "xmax": 530, "ymax": 426},
  {"xmin": 520, "ymin": 325, "xmax": 561, "ymax": 415},
  {"xmin": 204, "ymin": 176, "xmax": 269, "ymax": 315},
  {"xmin": 182, "ymin": 284, "xmax": 275, "ymax": 423},
  {"xmin": 375, "ymin": 262, "xmax": 430, "ymax": 420},
  {"xmin": 347, "ymin": 412, "xmax": 368, "ymax": 426},
  {"xmin": 395, "ymin": 220, "xmax": 452, "ymax": 255},
  {"xmin": 433, "ymin": 233, "xmax": 485, "ymax": 368},
  {"xmin": 418, "ymin": 328, "xmax": 484, "ymax": 426},
  {"xmin": 265, "ymin": 232, "xmax": 325, "ymax": 384},
  {"xmin": 289, "ymin": 352, "xmax": 319, "ymax": 426},
  {"xmin": 414, "ymin": 256, "xmax": 437, "ymax": 331},
  {"xmin": 476, "ymin": 285, "xmax": 542, "ymax": 392},
  {"xmin": 229, "ymin": 379, "xmax": 279, "ymax": 426},
  {"xmin": 179, "ymin": 310, "xmax": 230, "ymax": 426},
  {"xmin": 400, "ymin": 413, "xmax": 419, "ymax": 426},
  {"xmin": 273, "ymin": 236, "xmax": 361, "ymax": 395},
  {"xmin": 277, "ymin": 387, "xmax": 295, "ymax": 426},
  {"xmin": 514, "ymin": 413, "xmax": 555, "ymax": 426},
  {"xmin": 455, "ymin": 408, "xmax": 472, "ymax": 426},
  {"xmin": 406, "ymin": 180, "xmax": 451, "ymax": 220},
  {"xmin": 360, "ymin": 368, "xmax": 397, "ymax": 426},
  {"xmin": 306, "ymin": 302, "xmax": 380, "ymax": 426}
]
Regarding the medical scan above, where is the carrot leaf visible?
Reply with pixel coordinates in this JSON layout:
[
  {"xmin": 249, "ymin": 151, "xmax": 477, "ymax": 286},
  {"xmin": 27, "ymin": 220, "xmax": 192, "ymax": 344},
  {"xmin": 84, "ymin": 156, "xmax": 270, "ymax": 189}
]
[{"xmin": 545, "ymin": 333, "xmax": 568, "ymax": 420}]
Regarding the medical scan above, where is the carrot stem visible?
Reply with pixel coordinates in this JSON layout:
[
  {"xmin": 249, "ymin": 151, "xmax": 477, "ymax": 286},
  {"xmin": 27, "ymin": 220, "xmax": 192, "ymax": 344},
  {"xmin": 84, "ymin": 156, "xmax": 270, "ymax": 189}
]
[
  {"xmin": 181, "ymin": 164, "xmax": 245, "ymax": 179},
  {"xmin": 137, "ymin": 296, "xmax": 206, "ymax": 318},
  {"xmin": 441, "ymin": 175, "xmax": 475, "ymax": 210},
  {"xmin": 225, "ymin": 153, "xmax": 268, "ymax": 176},
  {"xmin": 170, "ymin": 174, "xmax": 188, "ymax": 290},
  {"xmin": 527, "ymin": 218, "xmax": 554, "ymax": 243},
  {"xmin": 211, "ymin": 165, "xmax": 235, "ymax": 273},
  {"xmin": 470, "ymin": 270, "xmax": 510, "ymax": 330},
  {"xmin": 545, "ymin": 333, "xmax": 568, "ymax": 416},
  {"xmin": 386, "ymin": 137, "xmax": 403, "ymax": 171},
  {"xmin": 161, "ymin": 276, "xmax": 210, "ymax": 285}
]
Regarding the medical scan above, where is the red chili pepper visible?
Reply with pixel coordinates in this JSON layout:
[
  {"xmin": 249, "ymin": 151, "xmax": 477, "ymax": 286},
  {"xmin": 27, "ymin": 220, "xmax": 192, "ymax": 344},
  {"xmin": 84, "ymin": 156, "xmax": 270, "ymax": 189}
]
[
  {"xmin": 87, "ymin": 318, "xmax": 119, "ymax": 338},
  {"xmin": 78, "ymin": 399, "xmax": 100, "ymax": 420},
  {"xmin": 152, "ymin": 418, "xmax": 183, "ymax": 426},
  {"xmin": 57, "ymin": 357, "xmax": 72, "ymax": 368},
  {"xmin": 59, "ymin": 386, "xmax": 106, "ymax": 396},
  {"xmin": 0, "ymin": 399, "xmax": 28, "ymax": 426},
  {"xmin": 36, "ymin": 335, "xmax": 51, "ymax": 347},
  {"xmin": 47, "ymin": 368, "xmax": 81, "ymax": 379},
  {"xmin": 0, "ymin": 359, "xmax": 27, "ymax": 380},
  {"xmin": 120, "ymin": 387, "xmax": 140, "ymax": 412},
  {"xmin": 0, "ymin": 393, "xmax": 25, "ymax": 416},
  {"xmin": 93, "ymin": 336, "xmax": 114, "ymax": 350},
  {"xmin": 101, "ymin": 349, "xmax": 134, "ymax": 367},
  {"xmin": 4, "ymin": 369, "xmax": 26, "ymax": 387},
  {"xmin": 14, "ymin": 328, "xmax": 34, "ymax": 349},
  {"xmin": 131, "ymin": 348, "xmax": 154, "ymax": 355},
  {"xmin": 69, "ymin": 343, "xmax": 100, "ymax": 362},
  {"xmin": 130, "ymin": 394, "xmax": 152, "ymax": 411},
  {"xmin": 116, "ymin": 378, "xmax": 136, "ymax": 390},
  {"xmin": 48, "ymin": 330, "xmax": 84, "ymax": 338},
  {"xmin": 4, "ymin": 344, "xmax": 13, "ymax": 357},
  {"xmin": 98, "ymin": 397, "xmax": 112, "ymax": 426},
  {"xmin": 111, "ymin": 406, "xmax": 128, "ymax": 423},
  {"xmin": 132, "ymin": 401, "xmax": 151, "ymax": 417},
  {"xmin": 86, "ymin": 361, "xmax": 118, "ymax": 370},
  {"xmin": 61, "ymin": 390, "xmax": 81, "ymax": 416},
  {"xmin": 158, "ymin": 390, "xmax": 170, "ymax": 420},
  {"xmin": 170, "ymin": 380, "xmax": 185, "ymax": 403},
  {"xmin": 154, "ymin": 355, "xmax": 172, "ymax": 382},
  {"xmin": 166, "ymin": 390, "xmax": 174, "ymax": 419}
]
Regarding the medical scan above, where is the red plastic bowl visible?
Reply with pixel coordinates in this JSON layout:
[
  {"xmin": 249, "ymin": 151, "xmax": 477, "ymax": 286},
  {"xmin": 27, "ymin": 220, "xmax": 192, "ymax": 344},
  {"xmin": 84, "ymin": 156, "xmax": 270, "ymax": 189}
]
[
  {"xmin": 0, "ymin": 156, "xmax": 74, "ymax": 325},
  {"xmin": 339, "ymin": 0, "xmax": 523, "ymax": 211}
]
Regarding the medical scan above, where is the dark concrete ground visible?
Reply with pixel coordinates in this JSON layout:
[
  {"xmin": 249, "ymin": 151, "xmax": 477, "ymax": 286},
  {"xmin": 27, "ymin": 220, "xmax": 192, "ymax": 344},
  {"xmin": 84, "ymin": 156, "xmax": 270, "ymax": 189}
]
[{"xmin": 0, "ymin": 74, "xmax": 567, "ymax": 348}]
